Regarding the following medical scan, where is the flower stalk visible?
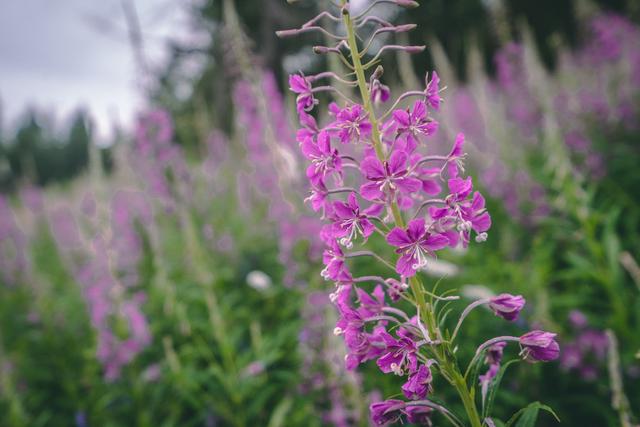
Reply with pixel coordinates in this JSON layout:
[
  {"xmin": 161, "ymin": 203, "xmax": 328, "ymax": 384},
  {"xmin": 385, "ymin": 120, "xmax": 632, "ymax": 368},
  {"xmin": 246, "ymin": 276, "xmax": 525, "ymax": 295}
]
[{"xmin": 279, "ymin": 1, "xmax": 559, "ymax": 425}]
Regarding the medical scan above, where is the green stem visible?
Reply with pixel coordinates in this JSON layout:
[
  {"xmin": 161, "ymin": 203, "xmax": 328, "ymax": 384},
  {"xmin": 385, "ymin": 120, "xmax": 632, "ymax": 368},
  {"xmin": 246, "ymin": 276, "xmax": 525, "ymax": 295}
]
[
  {"xmin": 453, "ymin": 372, "xmax": 483, "ymax": 427},
  {"xmin": 342, "ymin": 7, "xmax": 483, "ymax": 426},
  {"xmin": 343, "ymin": 9, "xmax": 385, "ymax": 161}
]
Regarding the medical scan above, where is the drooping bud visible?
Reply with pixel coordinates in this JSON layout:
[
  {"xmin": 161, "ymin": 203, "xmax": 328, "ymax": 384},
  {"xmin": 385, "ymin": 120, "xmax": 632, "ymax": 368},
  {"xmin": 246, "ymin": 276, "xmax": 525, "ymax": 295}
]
[
  {"xmin": 488, "ymin": 293, "xmax": 525, "ymax": 321},
  {"xmin": 519, "ymin": 330, "xmax": 560, "ymax": 362},
  {"xmin": 395, "ymin": 0, "xmax": 420, "ymax": 8}
]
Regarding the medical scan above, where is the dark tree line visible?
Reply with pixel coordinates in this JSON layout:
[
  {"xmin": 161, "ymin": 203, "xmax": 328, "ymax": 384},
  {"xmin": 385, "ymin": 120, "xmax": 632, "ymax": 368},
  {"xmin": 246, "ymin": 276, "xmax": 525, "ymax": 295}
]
[{"xmin": 0, "ymin": 109, "xmax": 113, "ymax": 193}]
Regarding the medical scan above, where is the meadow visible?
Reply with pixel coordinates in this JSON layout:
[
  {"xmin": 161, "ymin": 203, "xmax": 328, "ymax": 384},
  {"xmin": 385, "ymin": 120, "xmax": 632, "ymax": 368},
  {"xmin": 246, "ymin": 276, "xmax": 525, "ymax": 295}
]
[{"xmin": 0, "ymin": 1, "xmax": 638, "ymax": 426}]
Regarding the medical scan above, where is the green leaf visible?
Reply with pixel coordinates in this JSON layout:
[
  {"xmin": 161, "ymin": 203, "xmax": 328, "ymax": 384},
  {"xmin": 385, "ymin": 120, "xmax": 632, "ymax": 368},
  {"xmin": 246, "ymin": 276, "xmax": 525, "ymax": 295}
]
[
  {"xmin": 267, "ymin": 396, "xmax": 293, "ymax": 427},
  {"xmin": 505, "ymin": 402, "xmax": 560, "ymax": 427},
  {"xmin": 483, "ymin": 359, "xmax": 520, "ymax": 419}
]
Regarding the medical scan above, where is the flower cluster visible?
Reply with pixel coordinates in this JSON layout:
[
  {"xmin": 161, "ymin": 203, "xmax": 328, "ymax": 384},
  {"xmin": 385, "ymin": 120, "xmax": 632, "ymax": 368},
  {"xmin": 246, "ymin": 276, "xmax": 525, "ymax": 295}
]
[
  {"xmin": 280, "ymin": 1, "xmax": 559, "ymax": 425},
  {"xmin": 560, "ymin": 310, "xmax": 609, "ymax": 380},
  {"xmin": 132, "ymin": 110, "xmax": 191, "ymax": 212},
  {"xmin": 48, "ymin": 191, "xmax": 153, "ymax": 381}
]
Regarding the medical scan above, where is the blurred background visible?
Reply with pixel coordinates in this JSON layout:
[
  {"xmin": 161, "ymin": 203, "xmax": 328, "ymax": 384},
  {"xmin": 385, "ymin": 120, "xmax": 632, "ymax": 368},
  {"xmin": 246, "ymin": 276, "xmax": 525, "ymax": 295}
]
[{"xmin": 0, "ymin": 0, "xmax": 638, "ymax": 426}]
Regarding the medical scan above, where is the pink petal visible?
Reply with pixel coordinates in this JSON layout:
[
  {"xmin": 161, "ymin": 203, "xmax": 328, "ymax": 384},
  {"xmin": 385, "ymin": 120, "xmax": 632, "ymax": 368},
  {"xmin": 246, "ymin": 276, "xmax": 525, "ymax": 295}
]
[
  {"xmin": 396, "ymin": 254, "xmax": 417, "ymax": 277},
  {"xmin": 387, "ymin": 150, "xmax": 408, "ymax": 175},
  {"xmin": 360, "ymin": 156, "xmax": 385, "ymax": 179},
  {"xmin": 360, "ymin": 182, "xmax": 383, "ymax": 201},
  {"xmin": 386, "ymin": 227, "xmax": 412, "ymax": 247},
  {"xmin": 393, "ymin": 109, "xmax": 411, "ymax": 127}
]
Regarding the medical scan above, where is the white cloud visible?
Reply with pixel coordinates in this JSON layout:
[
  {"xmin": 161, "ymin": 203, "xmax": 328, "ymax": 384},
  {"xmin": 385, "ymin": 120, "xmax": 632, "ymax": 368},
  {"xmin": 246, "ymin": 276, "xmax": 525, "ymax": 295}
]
[{"xmin": 0, "ymin": 0, "xmax": 191, "ymax": 142}]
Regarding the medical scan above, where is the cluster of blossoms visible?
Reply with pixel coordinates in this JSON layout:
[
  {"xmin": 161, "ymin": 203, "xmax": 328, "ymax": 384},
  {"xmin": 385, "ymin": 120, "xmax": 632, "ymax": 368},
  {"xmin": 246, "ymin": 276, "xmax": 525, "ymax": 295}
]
[
  {"xmin": 280, "ymin": 1, "xmax": 559, "ymax": 425},
  {"xmin": 560, "ymin": 310, "xmax": 609, "ymax": 381},
  {"xmin": 132, "ymin": 110, "xmax": 191, "ymax": 212},
  {"xmin": 48, "ymin": 191, "xmax": 153, "ymax": 381},
  {"xmin": 434, "ymin": 12, "xmax": 640, "ymax": 229}
]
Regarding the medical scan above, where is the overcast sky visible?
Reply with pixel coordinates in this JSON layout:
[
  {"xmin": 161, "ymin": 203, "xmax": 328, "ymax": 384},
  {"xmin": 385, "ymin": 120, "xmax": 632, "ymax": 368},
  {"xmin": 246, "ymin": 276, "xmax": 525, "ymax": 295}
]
[{"xmin": 0, "ymin": 0, "xmax": 193, "ymax": 143}]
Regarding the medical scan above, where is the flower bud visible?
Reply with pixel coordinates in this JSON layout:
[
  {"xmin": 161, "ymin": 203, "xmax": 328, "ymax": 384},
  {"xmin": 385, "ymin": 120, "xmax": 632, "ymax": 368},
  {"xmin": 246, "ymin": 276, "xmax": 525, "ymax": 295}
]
[
  {"xmin": 488, "ymin": 293, "xmax": 525, "ymax": 321},
  {"xmin": 275, "ymin": 29, "xmax": 299, "ymax": 38},
  {"xmin": 404, "ymin": 45, "xmax": 426, "ymax": 53},
  {"xmin": 519, "ymin": 330, "xmax": 560, "ymax": 362},
  {"xmin": 313, "ymin": 45, "xmax": 332, "ymax": 54},
  {"xmin": 395, "ymin": 0, "xmax": 420, "ymax": 8},
  {"xmin": 393, "ymin": 24, "xmax": 418, "ymax": 33}
]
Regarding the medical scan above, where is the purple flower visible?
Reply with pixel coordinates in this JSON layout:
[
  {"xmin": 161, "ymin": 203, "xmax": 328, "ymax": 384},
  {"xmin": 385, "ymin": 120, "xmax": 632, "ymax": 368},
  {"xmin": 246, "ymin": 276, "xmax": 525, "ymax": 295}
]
[
  {"xmin": 461, "ymin": 192, "xmax": 492, "ymax": 240},
  {"xmin": 360, "ymin": 150, "xmax": 422, "ymax": 204},
  {"xmin": 446, "ymin": 133, "xmax": 466, "ymax": 178},
  {"xmin": 386, "ymin": 218, "xmax": 449, "ymax": 277},
  {"xmin": 376, "ymin": 329, "xmax": 419, "ymax": 375},
  {"xmin": 405, "ymin": 405, "xmax": 433, "ymax": 425},
  {"xmin": 425, "ymin": 71, "xmax": 441, "ymax": 111},
  {"xmin": 334, "ymin": 104, "xmax": 372, "ymax": 144},
  {"xmin": 321, "ymin": 241, "xmax": 349, "ymax": 281},
  {"xmin": 356, "ymin": 284, "xmax": 386, "ymax": 318},
  {"xmin": 370, "ymin": 399, "xmax": 405, "ymax": 426},
  {"xmin": 371, "ymin": 79, "xmax": 391, "ymax": 104},
  {"xmin": 520, "ymin": 330, "xmax": 560, "ymax": 362},
  {"xmin": 393, "ymin": 100, "xmax": 438, "ymax": 152},
  {"xmin": 485, "ymin": 341, "xmax": 507, "ymax": 366},
  {"xmin": 301, "ymin": 131, "xmax": 342, "ymax": 185},
  {"xmin": 446, "ymin": 176, "xmax": 474, "ymax": 203},
  {"xmin": 289, "ymin": 73, "xmax": 317, "ymax": 113},
  {"xmin": 429, "ymin": 177, "xmax": 491, "ymax": 246},
  {"xmin": 488, "ymin": 294, "xmax": 525, "ymax": 321},
  {"xmin": 306, "ymin": 180, "xmax": 330, "ymax": 215},
  {"xmin": 331, "ymin": 192, "xmax": 377, "ymax": 247},
  {"xmin": 479, "ymin": 363, "xmax": 500, "ymax": 398},
  {"xmin": 296, "ymin": 111, "xmax": 320, "ymax": 142},
  {"xmin": 402, "ymin": 363, "xmax": 433, "ymax": 399},
  {"xmin": 385, "ymin": 278, "xmax": 408, "ymax": 302},
  {"xmin": 568, "ymin": 310, "xmax": 588, "ymax": 329},
  {"xmin": 410, "ymin": 154, "xmax": 442, "ymax": 196},
  {"xmin": 344, "ymin": 326, "xmax": 386, "ymax": 370}
]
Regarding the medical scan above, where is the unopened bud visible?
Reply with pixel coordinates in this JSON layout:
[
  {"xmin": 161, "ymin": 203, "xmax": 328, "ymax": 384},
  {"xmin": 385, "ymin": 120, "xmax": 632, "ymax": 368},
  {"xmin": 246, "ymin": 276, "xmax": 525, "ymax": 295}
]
[
  {"xmin": 394, "ymin": 24, "xmax": 417, "ymax": 32},
  {"xmin": 372, "ymin": 65, "xmax": 385, "ymax": 80},
  {"xmin": 313, "ymin": 46, "xmax": 331, "ymax": 54},
  {"xmin": 395, "ymin": 0, "xmax": 420, "ymax": 8},
  {"xmin": 404, "ymin": 45, "xmax": 426, "ymax": 53},
  {"xmin": 276, "ymin": 29, "xmax": 299, "ymax": 38}
]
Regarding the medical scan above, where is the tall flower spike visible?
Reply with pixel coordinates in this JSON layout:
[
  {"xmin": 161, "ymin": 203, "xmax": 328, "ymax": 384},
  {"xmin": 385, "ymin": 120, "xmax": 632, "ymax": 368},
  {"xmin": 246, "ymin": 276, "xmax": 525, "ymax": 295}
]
[{"xmin": 280, "ymin": 1, "xmax": 554, "ymax": 425}]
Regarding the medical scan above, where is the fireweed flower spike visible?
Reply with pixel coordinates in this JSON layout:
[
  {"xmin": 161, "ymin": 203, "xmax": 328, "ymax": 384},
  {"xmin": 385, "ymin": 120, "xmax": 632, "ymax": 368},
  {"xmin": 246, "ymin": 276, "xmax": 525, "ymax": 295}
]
[{"xmin": 279, "ymin": 1, "xmax": 558, "ymax": 425}]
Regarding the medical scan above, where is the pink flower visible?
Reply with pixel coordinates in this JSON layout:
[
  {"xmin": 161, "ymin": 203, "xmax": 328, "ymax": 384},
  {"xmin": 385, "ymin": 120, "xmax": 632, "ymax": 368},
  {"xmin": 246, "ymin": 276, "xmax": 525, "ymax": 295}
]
[
  {"xmin": 289, "ymin": 73, "xmax": 317, "ymax": 113},
  {"xmin": 321, "ymin": 240, "xmax": 349, "ymax": 281},
  {"xmin": 356, "ymin": 285, "xmax": 386, "ymax": 318},
  {"xmin": 425, "ymin": 71, "xmax": 442, "ymax": 111},
  {"xmin": 331, "ymin": 192, "xmax": 378, "ymax": 247},
  {"xmin": 392, "ymin": 100, "xmax": 438, "ymax": 152},
  {"xmin": 360, "ymin": 150, "xmax": 422, "ymax": 205},
  {"xmin": 370, "ymin": 400, "xmax": 405, "ymax": 426},
  {"xmin": 386, "ymin": 218, "xmax": 449, "ymax": 277},
  {"xmin": 446, "ymin": 133, "xmax": 466, "ymax": 177},
  {"xmin": 488, "ymin": 294, "xmax": 525, "ymax": 321},
  {"xmin": 371, "ymin": 79, "xmax": 391, "ymax": 104},
  {"xmin": 376, "ymin": 328, "xmax": 419, "ymax": 375},
  {"xmin": 401, "ymin": 363, "xmax": 433, "ymax": 399},
  {"xmin": 520, "ymin": 331, "xmax": 560, "ymax": 362},
  {"xmin": 334, "ymin": 104, "xmax": 372, "ymax": 144},
  {"xmin": 301, "ymin": 131, "xmax": 343, "ymax": 185}
]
